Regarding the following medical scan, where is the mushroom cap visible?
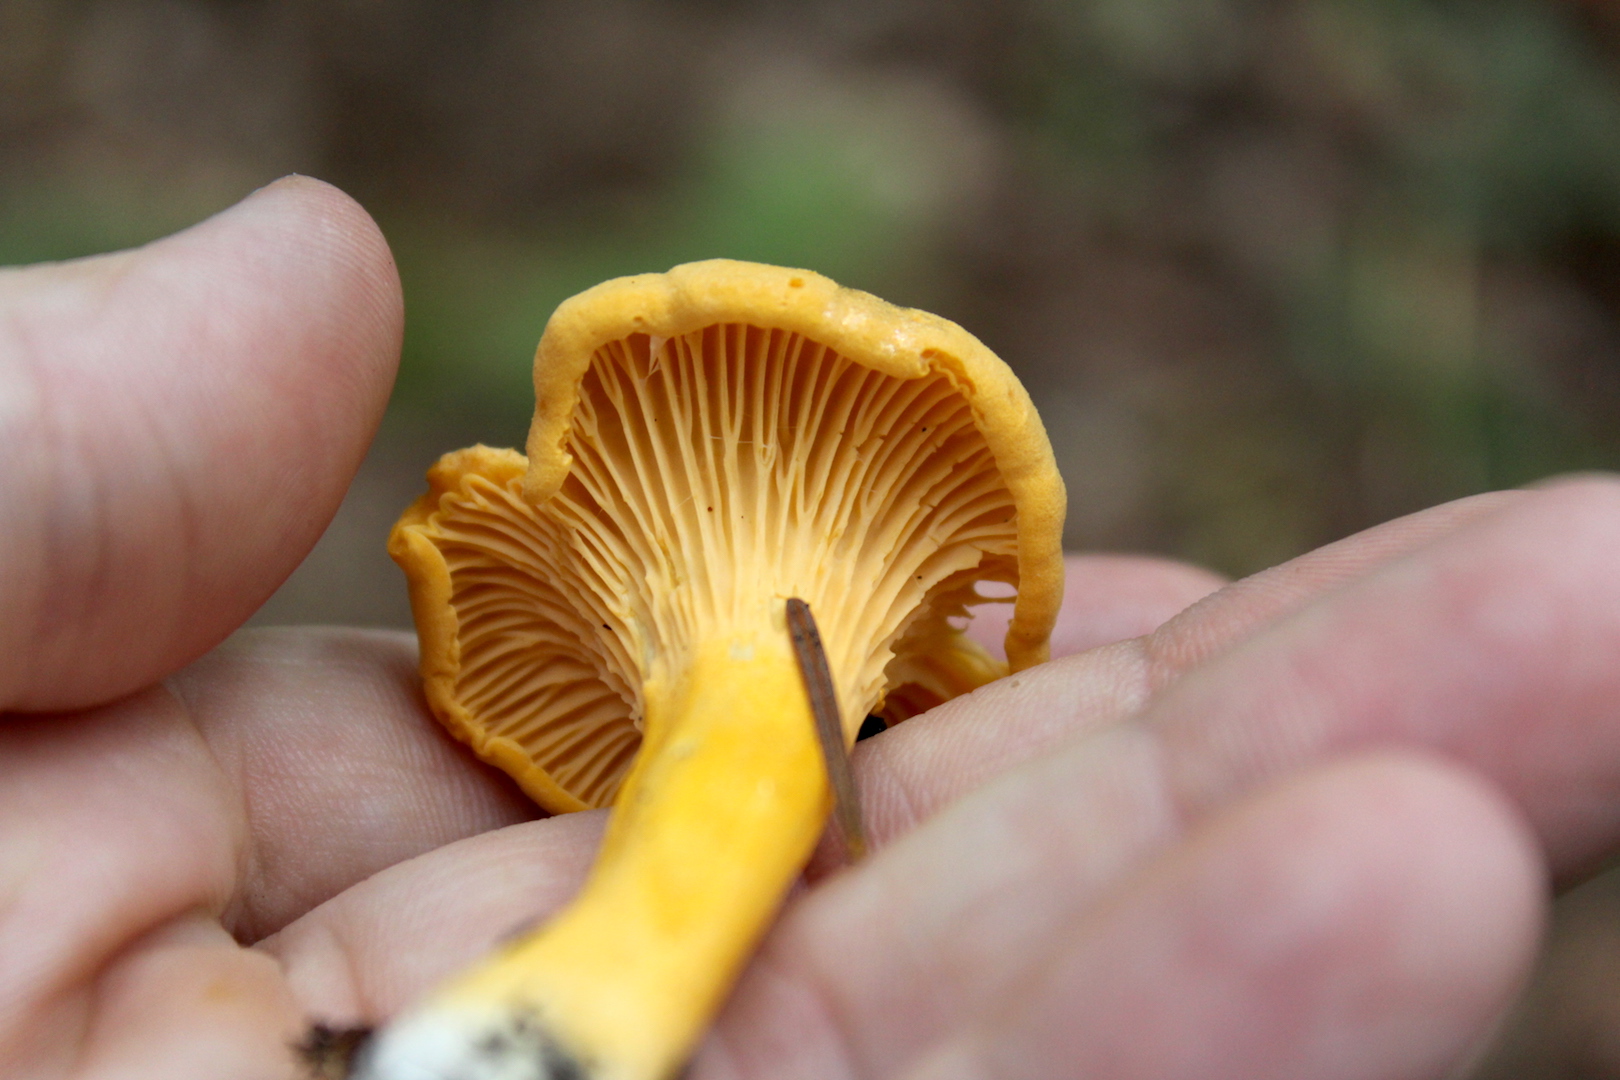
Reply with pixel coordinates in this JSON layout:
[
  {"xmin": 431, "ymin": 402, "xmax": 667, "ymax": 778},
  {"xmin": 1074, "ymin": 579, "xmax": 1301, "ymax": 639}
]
[{"xmin": 390, "ymin": 259, "xmax": 1065, "ymax": 813}]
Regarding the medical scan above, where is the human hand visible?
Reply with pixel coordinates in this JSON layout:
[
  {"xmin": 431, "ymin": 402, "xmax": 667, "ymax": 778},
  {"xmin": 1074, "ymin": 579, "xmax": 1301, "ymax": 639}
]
[
  {"xmin": 4, "ymin": 177, "xmax": 1615, "ymax": 1080},
  {"xmin": 0, "ymin": 176, "xmax": 544, "ymax": 1077}
]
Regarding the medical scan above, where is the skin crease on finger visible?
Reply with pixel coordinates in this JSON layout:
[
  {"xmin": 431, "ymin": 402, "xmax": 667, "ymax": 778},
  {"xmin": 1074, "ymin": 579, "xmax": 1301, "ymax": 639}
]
[{"xmin": 0, "ymin": 175, "xmax": 403, "ymax": 713}]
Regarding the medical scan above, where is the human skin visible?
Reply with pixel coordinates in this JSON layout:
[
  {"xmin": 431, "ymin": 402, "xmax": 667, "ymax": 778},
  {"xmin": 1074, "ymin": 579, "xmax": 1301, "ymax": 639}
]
[{"xmin": 1, "ymin": 176, "xmax": 1614, "ymax": 1080}]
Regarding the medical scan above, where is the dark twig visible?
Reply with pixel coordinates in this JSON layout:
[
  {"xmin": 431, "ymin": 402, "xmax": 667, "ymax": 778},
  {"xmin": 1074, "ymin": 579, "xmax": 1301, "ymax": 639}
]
[{"xmin": 785, "ymin": 598, "xmax": 868, "ymax": 861}]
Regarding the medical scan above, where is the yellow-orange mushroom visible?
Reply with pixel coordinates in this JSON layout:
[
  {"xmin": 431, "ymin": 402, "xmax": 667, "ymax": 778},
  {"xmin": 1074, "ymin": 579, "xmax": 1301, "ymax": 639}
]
[{"xmin": 361, "ymin": 260, "xmax": 1065, "ymax": 1080}]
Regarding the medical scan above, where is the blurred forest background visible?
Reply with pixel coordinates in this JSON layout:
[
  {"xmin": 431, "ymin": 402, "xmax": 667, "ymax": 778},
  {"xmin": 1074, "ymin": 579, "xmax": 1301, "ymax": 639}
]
[
  {"xmin": 5, "ymin": 1, "xmax": 1620, "ymax": 1075},
  {"xmin": 6, "ymin": 0, "xmax": 1620, "ymax": 629}
]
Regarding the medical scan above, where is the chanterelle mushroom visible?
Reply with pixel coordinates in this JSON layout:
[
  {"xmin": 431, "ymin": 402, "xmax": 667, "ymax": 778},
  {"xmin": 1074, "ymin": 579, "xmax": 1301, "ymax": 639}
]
[{"xmin": 360, "ymin": 260, "xmax": 1065, "ymax": 1080}]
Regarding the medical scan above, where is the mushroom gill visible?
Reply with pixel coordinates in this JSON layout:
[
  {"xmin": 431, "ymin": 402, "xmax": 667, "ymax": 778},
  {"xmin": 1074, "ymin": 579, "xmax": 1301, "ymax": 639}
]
[{"xmin": 371, "ymin": 260, "xmax": 1065, "ymax": 1080}]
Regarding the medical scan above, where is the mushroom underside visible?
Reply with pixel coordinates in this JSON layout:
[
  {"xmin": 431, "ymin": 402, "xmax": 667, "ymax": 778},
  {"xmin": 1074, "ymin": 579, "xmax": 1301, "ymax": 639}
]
[{"xmin": 413, "ymin": 322, "xmax": 1020, "ymax": 810}]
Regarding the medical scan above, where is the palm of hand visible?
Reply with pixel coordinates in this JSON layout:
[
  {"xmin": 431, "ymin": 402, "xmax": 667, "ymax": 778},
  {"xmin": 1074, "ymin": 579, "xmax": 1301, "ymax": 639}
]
[{"xmin": 6, "ymin": 178, "xmax": 1620, "ymax": 1080}]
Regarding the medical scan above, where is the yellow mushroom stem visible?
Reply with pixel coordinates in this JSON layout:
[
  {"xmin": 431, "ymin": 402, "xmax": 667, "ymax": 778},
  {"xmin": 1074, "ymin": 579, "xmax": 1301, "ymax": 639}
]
[{"xmin": 357, "ymin": 619, "xmax": 829, "ymax": 1080}]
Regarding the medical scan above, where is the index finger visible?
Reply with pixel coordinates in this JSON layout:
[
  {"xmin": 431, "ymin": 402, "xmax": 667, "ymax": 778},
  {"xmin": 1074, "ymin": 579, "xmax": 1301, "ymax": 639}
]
[{"xmin": 1155, "ymin": 474, "xmax": 1620, "ymax": 880}]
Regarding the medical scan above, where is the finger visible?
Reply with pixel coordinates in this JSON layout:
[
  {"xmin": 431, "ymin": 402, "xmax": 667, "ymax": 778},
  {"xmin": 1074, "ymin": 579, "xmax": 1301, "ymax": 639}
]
[
  {"xmin": 0, "ymin": 175, "xmax": 402, "ymax": 712},
  {"xmin": 1149, "ymin": 475, "xmax": 1620, "ymax": 880},
  {"xmin": 836, "ymin": 552, "xmax": 1227, "ymax": 875},
  {"xmin": 966, "ymin": 553, "xmax": 1226, "ymax": 661},
  {"xmin": 1142, "ymin": 489, "xmax": 1522, "ymax": 677},
  {"xmin": 704, "ymin": 755, "xmax": 1541, "ymax": 1080},
  {"xmin": 835, "ymin": 489, "xmax": 1527, "ymax": 862},
  {"xmin": 0, "ymin": 629, "xmax": 541, "ymax": 1070},
  {"xmin": 0, "ymin": 626, "xmax": 533, "ymax": 1029},
  {"xmin": 892, "ymin": 755, "xmax": 1542, "ymax": 1080},
  {"xmin": 0, "ymin": 688, "xmax": 245, "ymax": 1067},
  {"xmin": 167, "ymin": 628, "xmax": 538, "ymax": 941},
  {"xmin": 1467, "ymin": 863, "xmax": 1620, "ymax": 1078},
  {"xmin": 70, "ymin": 913, "xmax": 304, "ymax": 1080},
  {"xmin": 260, "ymin": 812, "xmax": 607, "ymax": 1025}
]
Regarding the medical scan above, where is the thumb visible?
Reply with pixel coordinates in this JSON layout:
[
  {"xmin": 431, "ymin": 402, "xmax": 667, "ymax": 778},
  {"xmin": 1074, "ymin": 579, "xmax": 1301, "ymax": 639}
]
[{"xmin": 0, "ymin": 176, "xmax": 403, "ymax": 711}]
